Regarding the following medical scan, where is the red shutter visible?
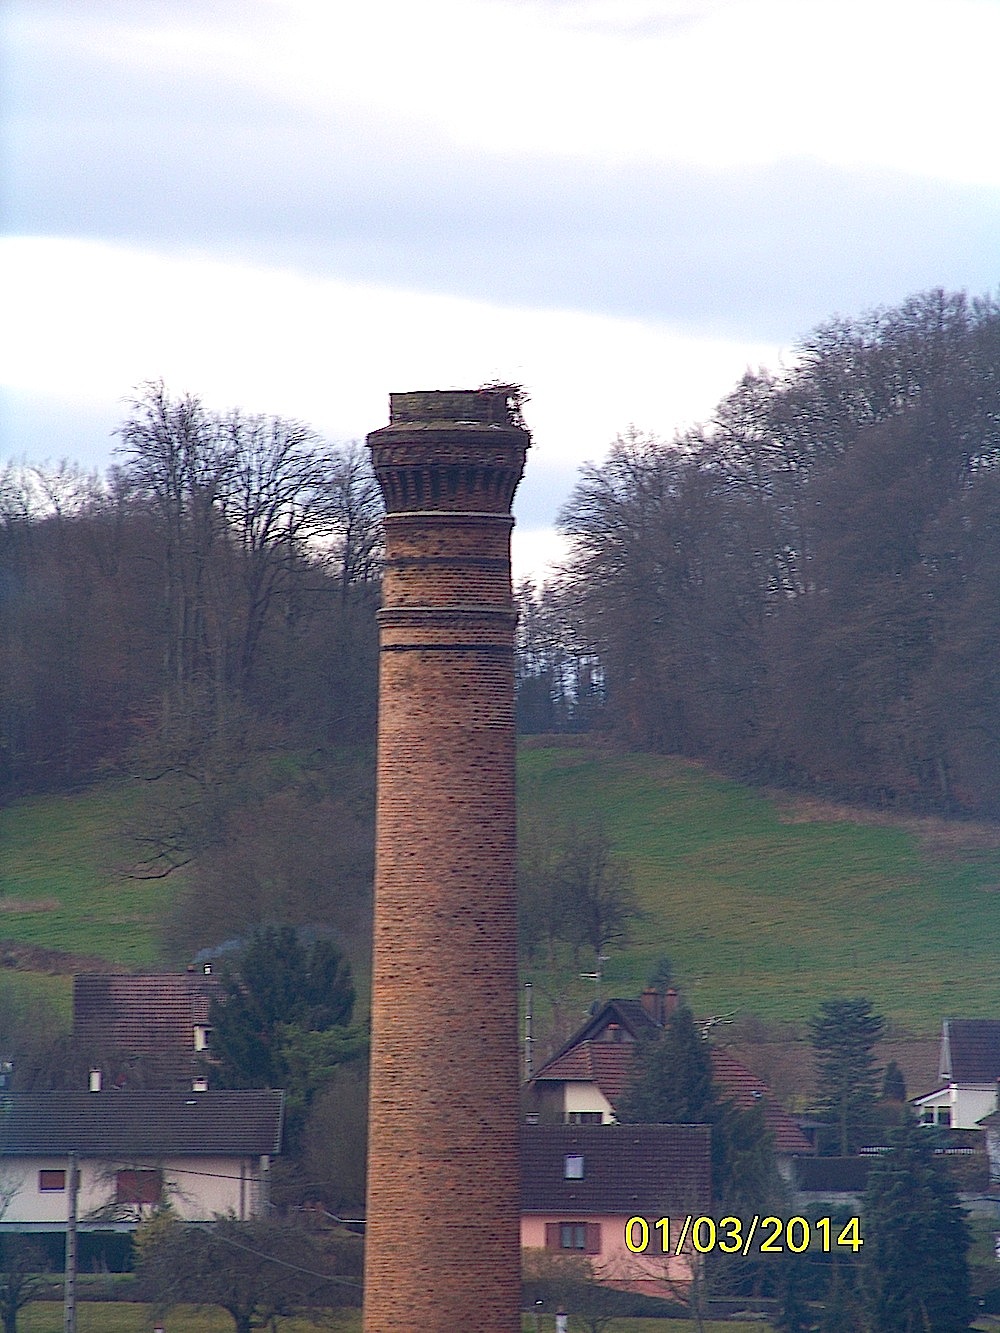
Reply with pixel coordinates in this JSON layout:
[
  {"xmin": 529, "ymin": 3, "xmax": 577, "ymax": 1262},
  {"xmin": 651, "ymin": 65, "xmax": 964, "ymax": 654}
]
[
  {"xmin": 116, "ymin": 1169, "xmax": 163, "ymax": 1205},
  {"xmin": 545, "ymin": 1222, "xmax": 560, "ymax": 1251},
  {"xmin": 585, "ymin": 1223, "xmax": 601, "ymax": 1256}
]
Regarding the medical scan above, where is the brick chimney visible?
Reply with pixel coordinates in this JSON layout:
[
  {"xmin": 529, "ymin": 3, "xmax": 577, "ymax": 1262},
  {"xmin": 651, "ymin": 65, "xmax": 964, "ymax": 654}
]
[
  {"xmin": 363, "ymin": 389, "xmax": 529, "ymax": 1332},
  {"xmin": 640, "ymin": 987, "xmax": 664, "ymax": 1025}
]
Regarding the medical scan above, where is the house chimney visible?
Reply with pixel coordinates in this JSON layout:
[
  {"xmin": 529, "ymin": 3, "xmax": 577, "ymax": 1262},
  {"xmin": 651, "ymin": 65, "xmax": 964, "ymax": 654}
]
[
  {"xmin": 364, "ymin": 388, "xmax": 529, "ymax": 1332},
  {"xmin": 88, "ymin": 1068, "xmax": 102, "ymax": 1093},
  {"xmin": 664, "ymin": 987, "xmax": 680, "ymax": 1019},
  {"xmin": 640, "ymin": 987, "xmax": 663, "ymax": 1025}
]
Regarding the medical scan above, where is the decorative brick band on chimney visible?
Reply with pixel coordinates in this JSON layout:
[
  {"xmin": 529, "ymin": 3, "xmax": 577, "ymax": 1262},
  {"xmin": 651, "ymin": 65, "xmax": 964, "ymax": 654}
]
[{"xmin": 363, "ymin": 389, "xmax": 529, "ymax": 1332}]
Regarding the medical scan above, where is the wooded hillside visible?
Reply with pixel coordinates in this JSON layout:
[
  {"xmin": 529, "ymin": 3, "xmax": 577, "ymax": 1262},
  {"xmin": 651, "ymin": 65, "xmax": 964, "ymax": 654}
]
[{"xmin": 520, "ymin": 289, "xmax": 1000, "ymax": 818}]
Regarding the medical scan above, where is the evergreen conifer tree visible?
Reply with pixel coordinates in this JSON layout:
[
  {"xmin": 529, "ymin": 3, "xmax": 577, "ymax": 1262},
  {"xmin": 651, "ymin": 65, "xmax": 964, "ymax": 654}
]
[
  {"xmin": 808, "ymin": 997, "xmax": 884, "ymax": 1154},
  {"xmin": 616, "ymin": 1004, "xmax": 715, "ymax": 1124},
  {"xmin": 861, "ymin": 1120, "xmax": 972, "ymax": 1331},
  {"xmin": 617, "ymin": 1004, "xmax": 782, "ymax": 1210}
]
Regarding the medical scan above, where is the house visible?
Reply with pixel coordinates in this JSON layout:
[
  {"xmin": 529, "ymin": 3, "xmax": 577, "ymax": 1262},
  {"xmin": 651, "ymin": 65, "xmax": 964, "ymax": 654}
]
[
  {"xmin": 913, "ymin": 1018, "xmax": 1000, "ymax": 1129},
  {"xmin": 525, "ymin": 988, "xmax": 811, "ymax": 1177},
  {"xmin": 72, "ymin": 971, "xmax": 220, "ymax": 1091},
  {"xmin": 0, "ymin": 1090, "xmax": 282, "ymax": 1235},
  {"xmin": 521, "ymin": 1123, "xmax": 711, "ymax": 1299}
]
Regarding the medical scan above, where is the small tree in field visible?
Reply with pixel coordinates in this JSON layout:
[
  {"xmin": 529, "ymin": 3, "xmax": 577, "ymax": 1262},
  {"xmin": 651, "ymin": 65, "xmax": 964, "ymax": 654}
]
[
  {"xmin": 135, "ymin": 1213, "xmax": 361, "ymax": 1333},
  {"xmin": 0, "ymin": 1237, "xmax": 46, "ymax": 1333}
]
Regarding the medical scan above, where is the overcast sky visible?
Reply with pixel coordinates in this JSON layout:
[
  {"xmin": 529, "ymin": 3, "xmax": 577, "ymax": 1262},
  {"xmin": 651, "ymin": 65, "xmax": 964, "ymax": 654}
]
[{"xmin": 3, "ymin": 0, "xmax": 999, "ymax": 578}]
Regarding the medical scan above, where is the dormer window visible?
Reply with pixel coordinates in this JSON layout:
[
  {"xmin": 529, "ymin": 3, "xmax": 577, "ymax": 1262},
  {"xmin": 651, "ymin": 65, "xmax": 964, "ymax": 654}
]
[
  {"xmin": 194, "ymin": 1025, "xmax": 210, "ymax": 1052},
  {"xmin": 564, "ymin": 1154, "xmax": 584, "ymax": 1180}
]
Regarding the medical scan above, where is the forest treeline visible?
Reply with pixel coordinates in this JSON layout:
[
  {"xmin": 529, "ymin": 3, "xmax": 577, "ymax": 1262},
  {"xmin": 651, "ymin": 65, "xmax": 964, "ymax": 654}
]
[
  {"xmin": 518, "ymin": 289, "xmax": 1000, "ymax": 818},
  {"xmin": 1, "ymin": 382, "xmax": 383, "ymax": 794},
  {"xmin": 0, "ymin": 383, "xmax": 382, "ymax": 951},
  {"xmin": 4, "ymin": 288, "xmax": 1000, "ymax": 837}
]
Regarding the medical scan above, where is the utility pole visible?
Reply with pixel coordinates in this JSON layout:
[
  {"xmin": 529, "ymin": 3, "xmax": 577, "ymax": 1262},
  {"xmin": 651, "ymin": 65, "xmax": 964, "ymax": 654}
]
[
  {"xmin": 63, "ymin": 1152, "xmax": 79, "ymax": 1333},
  {"xmin": 524, "ymin": 981, "xmax": 534, "ymax": 1082}
]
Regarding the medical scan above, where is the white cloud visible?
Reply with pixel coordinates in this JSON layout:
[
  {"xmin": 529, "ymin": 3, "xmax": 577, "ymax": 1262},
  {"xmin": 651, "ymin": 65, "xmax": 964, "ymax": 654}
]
[
  {"xmin": 0, "ymin": 235, "xmax": 779, "ymax": 461},
  {"xmin": 0, "ymin": 234, "xmax": 781, "ymax": 579},
  {"xmin": 12, "ymin": 0, "xmax": 1000, "ymax": 186}
]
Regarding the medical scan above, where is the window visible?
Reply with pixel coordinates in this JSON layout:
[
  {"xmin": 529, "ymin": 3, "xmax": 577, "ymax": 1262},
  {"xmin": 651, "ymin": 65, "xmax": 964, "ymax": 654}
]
[
  {"xmin": 921, "ymin": 1105, "xmax": 952, "ymax": 1127},
  {"xmin": 561, "ymin": 1223, "xmax": 587, "ymax": 1250},
  {"xmin": 564, "ymin": 1154, "xmax": 585, "ymax": 1179},
  {"xmin": 194, "ymin": 1025, "xmax": 211, "ymax": 1052},
  {"xmin": 115, "ymin": 1169, "xmax": 163, "ymax": 1205},
  {"xmin": 39, "ymin": 1169, "xmax": 66, "ymax": 1192},
  {"xmin": 566, "ymin": 1112, "xmax": 603, "ymax": 1125},
  {"xmin": 545, "ymin": 1221, "xmax": 602, "ymax": 1255}
]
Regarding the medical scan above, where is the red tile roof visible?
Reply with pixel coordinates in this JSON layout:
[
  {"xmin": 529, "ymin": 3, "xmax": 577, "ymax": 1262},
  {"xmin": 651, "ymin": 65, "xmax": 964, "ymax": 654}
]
[
  {"xmin": 72, "ymin": 974, "xmax": 219, "ymax": 1088},
  {"xmin": 531, "ymin": 1001, "xmax": 810, "ymax": 1156},
  {"xmin": 709, "ymin": 1050, "xmax": 811, "ymax": 1155}
]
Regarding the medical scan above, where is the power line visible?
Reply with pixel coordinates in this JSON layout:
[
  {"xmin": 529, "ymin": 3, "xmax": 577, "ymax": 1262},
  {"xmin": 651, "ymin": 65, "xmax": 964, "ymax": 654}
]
[{"xmin": 208, "ymin": 1229, "xmax": 362, "ymax": 1291}]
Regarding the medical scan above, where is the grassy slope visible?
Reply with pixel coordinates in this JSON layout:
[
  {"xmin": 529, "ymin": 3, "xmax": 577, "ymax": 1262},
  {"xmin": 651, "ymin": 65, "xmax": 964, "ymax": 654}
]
[
  {"xmin": 3, "ymin": 745, "xmax": 1000, "ymax": 1039},
  {"xmin": 0, "ymin": 782, "xmax": 172, "ymax": 968},
  {"xmin": 15, "ymin": 1308, "xmax": 773, "ymax": 1333},
  {"xmin": 518, "ymin": 745, "xmax": 1000, "ymax": 1034}
]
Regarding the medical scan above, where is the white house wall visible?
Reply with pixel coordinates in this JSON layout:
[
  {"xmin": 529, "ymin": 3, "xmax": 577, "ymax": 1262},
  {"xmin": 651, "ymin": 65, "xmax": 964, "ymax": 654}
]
[
  {"xmin": 0, "ymin": 1156, "xmax": 264, "ymax": 1226},
  {"xmin": 953, "ymin": 1085, "xmax": 998, "ymax": 1130},
  {"xmin": 563, "ymin": 1083, "xmax": 615, "ymax": 1123}
]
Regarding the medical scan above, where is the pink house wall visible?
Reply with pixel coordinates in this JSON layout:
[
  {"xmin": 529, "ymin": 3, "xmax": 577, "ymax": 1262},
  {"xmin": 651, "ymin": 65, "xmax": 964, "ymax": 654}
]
[{"xmin": 522, "ymin": 1214, "xmax": 695, "ymax": 1298}]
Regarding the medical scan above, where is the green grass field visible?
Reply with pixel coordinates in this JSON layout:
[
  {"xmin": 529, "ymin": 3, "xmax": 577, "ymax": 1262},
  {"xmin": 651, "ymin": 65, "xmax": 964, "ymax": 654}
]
[
  {"xmin": 0, "ymin": 782, "xmax": 169, "ymax": 967},
  {"xmin": 15, "ymin": 1305, "xmax": 359, "ymax": 1332},
  {"xmin": 518, "ymin": 745, "xmax": 1000, "ymax": 1033},
  {"xmin": 3, "ymin": 744, "xmax": 1000, "ymax": 1038},
  {"xmin": 14, "ymin": 1306, "xmax": 777, "ymax": 1333}
]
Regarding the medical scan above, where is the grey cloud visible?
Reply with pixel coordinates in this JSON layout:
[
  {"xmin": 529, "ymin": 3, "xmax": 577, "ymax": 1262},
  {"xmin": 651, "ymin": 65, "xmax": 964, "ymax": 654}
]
[{"xmin": 7, "ymin": 4, "xmax": 1000, "ymax": 345}]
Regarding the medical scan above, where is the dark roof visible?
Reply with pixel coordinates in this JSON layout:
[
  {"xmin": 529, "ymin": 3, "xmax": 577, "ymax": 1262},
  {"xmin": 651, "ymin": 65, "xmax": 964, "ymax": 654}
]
[
  {"xmin": 793, "ymin": 1156, "xmax": 876, "ymax": 1193},
  {"xmin": 0, "ymin": 1092, "xmax": 283, "ymax": 1157},
  {"xmin": 540, "ymin": 998, "xmax": 660, "ymax": 1071},
  {"xmin": 941, "ymin": 1019, "xmax": 1000, "ymax": 1084},
  {"xmin": 531, "ymin": 999, "xmax": 810, "ymax": 1156},
  {"xmin": 521, "ymin": 1124, "xmax": 711, "ymax": 1215}
]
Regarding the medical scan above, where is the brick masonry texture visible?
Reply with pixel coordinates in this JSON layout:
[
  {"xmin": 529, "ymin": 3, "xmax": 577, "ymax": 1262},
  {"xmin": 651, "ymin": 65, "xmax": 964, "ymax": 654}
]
[{"xmin": 363, "ymin": 391, "xmax": 529, "ymax": 1332}]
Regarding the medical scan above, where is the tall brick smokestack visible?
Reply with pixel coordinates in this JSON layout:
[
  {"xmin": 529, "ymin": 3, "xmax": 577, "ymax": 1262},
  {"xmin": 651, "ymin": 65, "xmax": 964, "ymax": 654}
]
[{"xmin": 363, "ymin": 389, "xmax": 529, "ymax": 1331}]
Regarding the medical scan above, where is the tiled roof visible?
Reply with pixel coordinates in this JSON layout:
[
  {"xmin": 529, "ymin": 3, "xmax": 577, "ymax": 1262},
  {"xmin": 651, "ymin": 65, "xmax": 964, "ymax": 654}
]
[
  {"xmin": 74, "ymin": 974, "xmax": 218, "ymax": 1047},
  {"xmin": 521, "ymin": 1124, "xmax": 711, "ymax": 1215},
  {"xmin": 538, "ymin": 999, "xmax": 659, "ymax": 1073},
  {"xmin": 534, "ymin": 1042, "xmax": 636, "ymax": 1103},
  {"xmin": 941, "ymin": 1019, "xmax": 1000, "ymax": 1084},
  {"xmin": 0, "ymin": 1091, "xmax": 283, "ymax": 1156},
  {"xmin": 531, "ymin": 999, "xmax": 810, "ymax": 1155},
  {"xmin": 72, "ymin": 974, "xmax": 220, "ymax": 1088},
  {"xmin": 709, "ymin": 1050, "xmax": 812, "ymax": 1156}
]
